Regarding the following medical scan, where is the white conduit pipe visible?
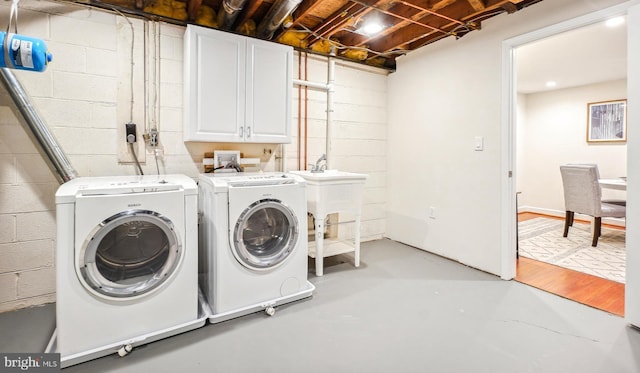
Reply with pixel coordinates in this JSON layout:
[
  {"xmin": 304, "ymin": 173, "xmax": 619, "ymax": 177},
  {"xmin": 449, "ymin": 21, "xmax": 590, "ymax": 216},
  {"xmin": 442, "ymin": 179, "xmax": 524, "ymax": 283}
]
[
  {"xmin": 326, "ymin": 49, "xmax": 335, "ymax": 170},
  {"xmin": 293, "ymin": 78, "xmax": 329, "ymax": 91},
  {"xmin": 291, "ymin": 50, "xmax": 335, "ymax": 169}
]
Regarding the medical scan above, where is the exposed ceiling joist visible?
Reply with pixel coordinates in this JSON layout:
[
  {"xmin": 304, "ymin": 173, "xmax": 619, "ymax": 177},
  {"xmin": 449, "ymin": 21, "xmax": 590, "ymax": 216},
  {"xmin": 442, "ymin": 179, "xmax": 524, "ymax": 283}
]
[
  {"xmin": 466, "ymin": 0, "xmax": 485, "ymax": 12},
  {"xmin": 77, "ymin": 0, "xmax": 543, "ymax": 69}
]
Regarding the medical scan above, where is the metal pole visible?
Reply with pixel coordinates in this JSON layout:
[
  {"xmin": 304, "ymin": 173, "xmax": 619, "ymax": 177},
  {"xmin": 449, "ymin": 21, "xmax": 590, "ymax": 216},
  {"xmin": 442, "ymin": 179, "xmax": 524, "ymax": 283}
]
[{"xmin": 0, "ymin": 68, "xmax": 78, "ymax": 183}]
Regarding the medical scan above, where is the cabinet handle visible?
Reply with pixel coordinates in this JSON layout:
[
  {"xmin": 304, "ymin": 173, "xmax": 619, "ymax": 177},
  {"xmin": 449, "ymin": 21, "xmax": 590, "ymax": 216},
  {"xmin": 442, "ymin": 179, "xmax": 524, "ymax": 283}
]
[
  {"xmin": 247, "ymin": 126, "xmax": 251, "ymax": 138},
  {"xmin": 239, "ymin": 127, "xmax": 243, "ymax": 137}
]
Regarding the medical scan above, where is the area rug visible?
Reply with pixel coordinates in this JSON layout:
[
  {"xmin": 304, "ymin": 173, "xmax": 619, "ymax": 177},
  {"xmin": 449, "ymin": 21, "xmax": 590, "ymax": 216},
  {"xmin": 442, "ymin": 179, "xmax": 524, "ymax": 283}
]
[{"xmin": 518, "ymin": 217, "xmax": 626, "ymax": 283}]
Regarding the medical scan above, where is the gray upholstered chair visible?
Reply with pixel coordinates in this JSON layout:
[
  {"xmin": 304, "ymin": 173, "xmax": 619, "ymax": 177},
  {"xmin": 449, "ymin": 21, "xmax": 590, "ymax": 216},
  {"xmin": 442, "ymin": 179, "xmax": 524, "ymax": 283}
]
[
  {"xmin": 559, "ymin": 164, "xmax": 626, "ymax": 247},
  {"xmin": 568, "ymin": 163, "xmax": 626, "ymax": 206}
]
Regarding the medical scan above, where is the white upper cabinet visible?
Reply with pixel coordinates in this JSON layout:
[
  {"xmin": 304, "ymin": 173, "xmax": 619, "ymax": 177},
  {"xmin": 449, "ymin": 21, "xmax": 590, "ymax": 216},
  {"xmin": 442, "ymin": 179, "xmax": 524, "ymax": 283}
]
[
  {"xmin": 245, "ymin": 39, "xmax": 293, "ymax": 143},
  {"xmin": 183, "ymin": 25, "xmax": 292, "ymax": 143}
]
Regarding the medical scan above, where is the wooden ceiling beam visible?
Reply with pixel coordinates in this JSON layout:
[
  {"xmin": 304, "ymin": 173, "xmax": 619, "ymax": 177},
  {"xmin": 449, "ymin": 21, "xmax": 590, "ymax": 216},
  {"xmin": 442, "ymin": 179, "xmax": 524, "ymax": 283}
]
[
  {"xmin": 408, "ymin": 1, "xmax": 523, "ymax": 48},
  {"xmin": 290, "ymin": 0, "xmax": 329, "ymax": 27},
  {"xmin": 272, "ymin": 0, "xmax": 328, "ymax": 40},
  {"xmin": 234, "ymin": 0, "xmax": 268, "ymax": 30},
  {"xmin": 339, "ymin": 0, "xmax": 461, "ymax": 48},
  {"xmin": 305, "ymin": 2, "xmax": 367, "ymax": 45},
  {"xmin": 398, "ymin": 1, "xmax": 465, "ymax": 26},
  {"xmin": 304, "ymin": 0, "xmax": 392, "ymax": 46},
  {"xmin": 411, "ymin": 0, "xmax": 458, "ymax": 12},
  {"xmin": 80, "ymin": 0, "xmax": 543, "ymax": 69},
  {"xmin": 187, "ymin": 0, "xmax": 203, "ymax": 21},
  {"xmin": 356, "ymin": 0, "xmax": 450, "ymax": 33},
  {"xmin": 401, "ymin": 0, "xmax": 538, "ymax": 49},
  {"xmin": 466, "ymin": 0, "xmax": 485, "ymax": 12},
  {"xmin": 370, "ymin": 0, "xmax": 514, "ymax": 55}
]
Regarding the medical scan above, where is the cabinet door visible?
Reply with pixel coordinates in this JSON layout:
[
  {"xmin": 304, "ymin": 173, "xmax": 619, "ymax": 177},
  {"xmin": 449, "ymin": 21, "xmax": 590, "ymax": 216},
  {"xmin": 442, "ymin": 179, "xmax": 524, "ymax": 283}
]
[
  {"xmin": 245, "ymin": 38, "xmax": 292, "ymax": 143},
  {"xmin": 184, "ymin": 25, "xmax": 245, "ymax": 142}
]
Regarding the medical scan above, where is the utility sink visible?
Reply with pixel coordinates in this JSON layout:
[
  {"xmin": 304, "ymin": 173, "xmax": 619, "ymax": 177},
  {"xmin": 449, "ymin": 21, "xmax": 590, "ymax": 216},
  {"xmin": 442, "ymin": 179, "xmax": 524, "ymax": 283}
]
[
  {"xmin": 289, "ymin": 170, "xmax": 368, "ymax": 213},
  {"xmin": 290, "ymin": 169, "xmax": 368, "ymax": 276},
  {"xmin": 289, "ymin": 169, "xmax": 368, "ymax": 182}
]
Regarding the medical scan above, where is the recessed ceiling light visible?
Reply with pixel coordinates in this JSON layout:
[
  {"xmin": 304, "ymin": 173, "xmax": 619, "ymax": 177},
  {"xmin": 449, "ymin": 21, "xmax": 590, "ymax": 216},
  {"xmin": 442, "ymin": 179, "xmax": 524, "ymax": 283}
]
[
  {"xmin": 545, "ymin": 81, "xmax": 557, "ymax": 88},
  {"xmin": 605, "ymin": 16, "xmax": 625, "ymax": 27}
]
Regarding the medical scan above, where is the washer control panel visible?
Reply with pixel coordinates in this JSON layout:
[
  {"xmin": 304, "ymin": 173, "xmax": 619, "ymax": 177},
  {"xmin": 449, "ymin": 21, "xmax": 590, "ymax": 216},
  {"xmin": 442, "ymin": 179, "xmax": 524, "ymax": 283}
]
[{"xmin": 228, "ymin": 174, "xmax": 295, "ymax": 187}]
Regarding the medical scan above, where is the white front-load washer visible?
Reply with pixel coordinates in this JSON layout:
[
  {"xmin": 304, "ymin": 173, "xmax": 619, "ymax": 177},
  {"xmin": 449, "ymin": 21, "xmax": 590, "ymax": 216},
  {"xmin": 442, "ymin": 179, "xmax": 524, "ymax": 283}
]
[
  {"xmin": 54, "ymin": 174, "xmax": 205, "ymax": 367},
  {"xmin": 198, "ymin": 173, "xmax": 314, "ymax": 323}
]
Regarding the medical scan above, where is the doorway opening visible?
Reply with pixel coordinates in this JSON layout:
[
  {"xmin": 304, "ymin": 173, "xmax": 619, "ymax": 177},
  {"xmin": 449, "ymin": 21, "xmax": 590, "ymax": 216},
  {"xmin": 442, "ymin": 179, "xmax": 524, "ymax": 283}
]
[{"xmin": 502, "ymin": 5, "xmax": 629, "ymax": 316}]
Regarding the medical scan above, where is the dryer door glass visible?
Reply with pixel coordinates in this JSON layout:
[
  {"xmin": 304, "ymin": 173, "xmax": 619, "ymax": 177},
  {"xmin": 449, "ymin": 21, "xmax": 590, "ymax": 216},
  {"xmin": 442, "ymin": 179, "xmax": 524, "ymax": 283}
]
[
  {"xmin": 233, "ymin": 199, "xmax": 299, "ymax": 270},
  {"xmin": 79, "ymin": 210, "xmax": 182, "ymax": 298}
]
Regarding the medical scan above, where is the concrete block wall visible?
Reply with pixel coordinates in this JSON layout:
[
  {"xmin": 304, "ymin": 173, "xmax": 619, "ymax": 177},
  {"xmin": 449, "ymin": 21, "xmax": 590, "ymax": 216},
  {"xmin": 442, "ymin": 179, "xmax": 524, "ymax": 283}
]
[
  {"xmin": 0, "ymin": 0, "xmax": 388, "ymax": 313},
  {"xmin": 0, "ymin": 96, "xmax": 58, "ymax": 313}
]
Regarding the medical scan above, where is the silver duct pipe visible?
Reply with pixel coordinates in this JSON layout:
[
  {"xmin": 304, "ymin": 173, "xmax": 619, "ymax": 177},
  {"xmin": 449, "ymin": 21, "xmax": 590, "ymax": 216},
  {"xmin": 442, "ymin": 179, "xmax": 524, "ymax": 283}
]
[
  {"xmin": 221, "ymin": 0, "xmax": 250, "ymax": 30},
  {"xmin": 256, "ymin": 0, "xmax": 302, "ymax": 40},
  {"xmin": 0, "ymin": 68, "xmax": 78, "ymax": 183}
]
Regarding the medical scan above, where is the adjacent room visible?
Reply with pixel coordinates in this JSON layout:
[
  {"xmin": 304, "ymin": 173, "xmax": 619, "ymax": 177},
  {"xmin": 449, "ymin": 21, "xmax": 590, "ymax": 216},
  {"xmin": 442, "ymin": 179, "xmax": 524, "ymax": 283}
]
[
  {"xmin": 1, "ymin": 0, "xmax": 640, "ymax": 371},
  {"xmin": 514, "ymin": 16, "xmax": 628, "ymax": 315}
]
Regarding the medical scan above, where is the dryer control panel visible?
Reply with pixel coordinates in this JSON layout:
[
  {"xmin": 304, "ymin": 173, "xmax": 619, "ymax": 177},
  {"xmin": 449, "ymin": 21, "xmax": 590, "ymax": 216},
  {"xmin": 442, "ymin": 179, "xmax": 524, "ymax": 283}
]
[{"xmin": 77, "ymin": 180, "xmax": 181, "ymax": 196}]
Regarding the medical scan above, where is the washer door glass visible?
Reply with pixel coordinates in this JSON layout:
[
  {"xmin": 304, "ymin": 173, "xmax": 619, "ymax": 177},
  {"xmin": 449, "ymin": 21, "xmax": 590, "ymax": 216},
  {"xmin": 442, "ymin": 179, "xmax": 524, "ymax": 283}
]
[
  {"xmin": 79, "ymin": 210, "xmax": 182, "ymax": 299},
  {"xmin": 233, "ymin": 199, "xmax": 298, "ymax": 271}
]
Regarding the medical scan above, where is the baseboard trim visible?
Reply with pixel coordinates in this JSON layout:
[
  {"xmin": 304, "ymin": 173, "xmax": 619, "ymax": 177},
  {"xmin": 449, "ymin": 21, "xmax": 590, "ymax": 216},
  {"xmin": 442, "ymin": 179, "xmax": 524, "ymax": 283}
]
[{"xmin": 519, "ymin": 205, "xmax": 626, "ymax": 227}]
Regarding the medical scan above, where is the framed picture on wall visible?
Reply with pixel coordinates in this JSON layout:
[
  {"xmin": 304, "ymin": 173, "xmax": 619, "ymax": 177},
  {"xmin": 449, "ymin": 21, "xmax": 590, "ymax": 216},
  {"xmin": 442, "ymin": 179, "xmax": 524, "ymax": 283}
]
[{"xmin": 587, "ymin": 99, "xmax": 627, "ymax": 142}]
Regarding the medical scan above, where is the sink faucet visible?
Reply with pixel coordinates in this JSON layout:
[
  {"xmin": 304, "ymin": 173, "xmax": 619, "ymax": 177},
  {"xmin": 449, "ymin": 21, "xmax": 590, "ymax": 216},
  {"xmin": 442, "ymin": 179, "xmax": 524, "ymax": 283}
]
[{"xmin": 309, "ymin": 154, "xmax": 327, "ymax": 173}]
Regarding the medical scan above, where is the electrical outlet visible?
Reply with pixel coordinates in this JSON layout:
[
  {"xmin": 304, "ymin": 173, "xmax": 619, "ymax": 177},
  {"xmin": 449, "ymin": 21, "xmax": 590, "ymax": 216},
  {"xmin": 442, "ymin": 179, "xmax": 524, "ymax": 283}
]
[
  {"xmin": 126, "ymin": 123, "xmax": 136, "ymax": 143},
  {"xmin": 117, "ymin": 125, "xmax": 145, "ymax": 164},
  {"xmin": 149, "ymin": 128, "xmax": 158, "ymax": 147}
]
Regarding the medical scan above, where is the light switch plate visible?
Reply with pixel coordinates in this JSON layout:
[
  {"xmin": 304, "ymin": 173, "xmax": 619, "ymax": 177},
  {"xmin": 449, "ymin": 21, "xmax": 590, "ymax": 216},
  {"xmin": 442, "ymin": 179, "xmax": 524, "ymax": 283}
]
[
  {"xmin": 429, "ymin": 207, "xmax": 436, "ymax": 219},
  {"xmin": 474, "ymin": 136, "xmax": 484, "ymax": 151}
]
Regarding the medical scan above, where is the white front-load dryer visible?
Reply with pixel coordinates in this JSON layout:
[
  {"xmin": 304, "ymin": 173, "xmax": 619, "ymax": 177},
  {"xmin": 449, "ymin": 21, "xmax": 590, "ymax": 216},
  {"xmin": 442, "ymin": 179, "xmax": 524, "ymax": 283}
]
[
  {"xmin": 198, "ymin": 173, "xmax": 314, "ymax": 323},
  {"xmin": 54, "ymin": 174, "xmax": 205, "ymax": 367}
]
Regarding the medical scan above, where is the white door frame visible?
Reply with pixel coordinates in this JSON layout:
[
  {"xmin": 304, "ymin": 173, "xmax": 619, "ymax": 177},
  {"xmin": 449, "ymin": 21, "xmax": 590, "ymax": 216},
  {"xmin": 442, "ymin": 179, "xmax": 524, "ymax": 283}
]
[
  {"xmin": 626, "ymin": 2, "xmax": 640, "ymax": 328},
  {"xmin": 500, "ymin": 2, "xmax": 635, "ymax": 279}
]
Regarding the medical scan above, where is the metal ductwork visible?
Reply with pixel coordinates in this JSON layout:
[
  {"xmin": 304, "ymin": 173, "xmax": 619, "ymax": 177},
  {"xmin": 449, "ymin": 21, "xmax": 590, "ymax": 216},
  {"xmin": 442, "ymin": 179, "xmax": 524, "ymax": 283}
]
[
  {"xmin": 0, "ymin": 68, "xmax": 78, "ymax": 183},
  {"xmin": 221, "ymin": 0, "xmax": 250, "ymax": 30},
  {"xmin": 256, "ymin": 0, "xmax": 302, "ymax": 40}
]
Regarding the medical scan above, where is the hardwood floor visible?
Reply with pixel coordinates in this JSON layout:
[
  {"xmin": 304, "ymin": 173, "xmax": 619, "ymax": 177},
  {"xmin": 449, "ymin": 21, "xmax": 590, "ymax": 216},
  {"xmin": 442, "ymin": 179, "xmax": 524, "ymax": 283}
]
[{"xmin": 515, "ymin": 212, "xmax": 625, "ymax": 316}]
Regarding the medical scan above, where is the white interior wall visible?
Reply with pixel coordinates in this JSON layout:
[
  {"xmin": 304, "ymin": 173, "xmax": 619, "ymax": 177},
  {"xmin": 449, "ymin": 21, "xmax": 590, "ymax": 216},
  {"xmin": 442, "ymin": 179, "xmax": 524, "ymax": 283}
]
[
  {"xmin": 0, "ymin": 0, "xmax": 387, "ymax": 313},
  {"xmin": 517, "ymin": 80, "xmax": 628, "ymax": 215},
  {"xmin": 387, "ymin": 0, "xmax": 628, "ymax": 276}
]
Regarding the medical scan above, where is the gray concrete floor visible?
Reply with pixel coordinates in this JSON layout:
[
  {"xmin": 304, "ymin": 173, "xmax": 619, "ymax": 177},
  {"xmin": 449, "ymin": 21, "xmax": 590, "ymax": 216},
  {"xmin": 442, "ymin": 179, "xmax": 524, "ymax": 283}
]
[{"xmin": 2, "ymin": 239, "xmax": 640, "ymax": 372}]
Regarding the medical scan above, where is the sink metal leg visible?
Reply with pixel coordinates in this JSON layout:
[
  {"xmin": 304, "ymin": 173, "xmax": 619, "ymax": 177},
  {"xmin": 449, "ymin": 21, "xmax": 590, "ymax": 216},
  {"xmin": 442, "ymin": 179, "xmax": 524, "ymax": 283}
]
[
  {"xmin": 354, "ymin": 214, "xmax": 361, "ymax": 267},
  {"xmin": 314, "ymin": 216, "xmax": 325, "ymax": 276}
]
